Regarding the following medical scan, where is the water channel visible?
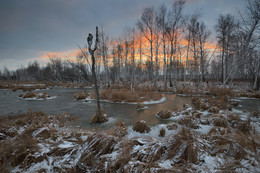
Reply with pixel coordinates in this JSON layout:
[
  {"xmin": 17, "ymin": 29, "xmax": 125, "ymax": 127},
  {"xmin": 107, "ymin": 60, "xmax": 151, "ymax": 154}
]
[{"xmin": 0, "ymin": 87, "xmax": 259, "ymax": 129}]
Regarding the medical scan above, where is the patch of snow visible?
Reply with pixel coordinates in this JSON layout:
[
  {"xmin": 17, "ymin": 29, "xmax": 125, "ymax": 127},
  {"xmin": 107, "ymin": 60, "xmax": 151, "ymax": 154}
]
[
  {"xmin": 143, "ymin": 97, "xmax": 166, "ymax": 105},
  {"xmin": 58, "ymin": 141, "xmax": 75, "ymax": 148},
  {"xmin": 158, "ymin": 160, "xmax": 173, "ymax": 169},
  {"xmin": 195, "ymin": 125, "xmax": 212, "ymax": 134}
]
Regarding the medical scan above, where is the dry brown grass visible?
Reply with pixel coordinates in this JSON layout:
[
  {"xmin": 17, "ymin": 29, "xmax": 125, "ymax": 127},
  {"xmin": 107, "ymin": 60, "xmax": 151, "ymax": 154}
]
[
  {"xmin": 19, "ymin": 92, "xmax": 51, "ymax": 99},
  {"xmin": 167, "ymin": 123, "xmax": 178, "ymax": 130},
  {"xmin": 89, "ymin": 109, "xmax": 108, "ymax": 124},
  {"xmin": 159, "ymin": 128, "xmax": 166, "ymax": 137},
  {"xmin": 108, "ymin": 120, "xmax": 128, "ymax": 138},
  {"xmin": 192, "ymin": 98, "xmax": 208, "ymax": 111},
  {"xmin": 250, "ymin": 111, "xmax": 259, "ymax": 118},
  {"xmin": 168, "ymin": 128, "xmax": 198, "ymax": 164},
  {"xmin": 157, "ymin": 110, "xmax": 172, "ymax": 119},
  {"xmin": 207, "ymin": 106, "xmax": 220, "ymax": 113},
  {"xmin": 96, "ymin": 88, "xmax": 162, "ymax": 103},
  {"xmin": 177, "ymin": 116, "xmax": 200, "ymax": 129},
  {"xmin": 133, "ymin": 120, "xmax": 151, "ymax": 133},
  {"xmin": 136, "ymin": 103, "xmax": 145, "ymax": 110},
  {"xmin": 210, "ymin": 114, "xmax": 228, "ymax": 127},
  {"xmin": 177, "ymin": 104, "xmax": 190, "ymax": 112},
  {"xmin": 0, "ymin": 111, "xmax": 76, "ymax": 171},
  {"xmin": 73, "ymin": 90, "xmax": 88, "ymax": 100},
  {"xmin": 208, "ymin": 87, "xmax": 233, "ymax": 97}
]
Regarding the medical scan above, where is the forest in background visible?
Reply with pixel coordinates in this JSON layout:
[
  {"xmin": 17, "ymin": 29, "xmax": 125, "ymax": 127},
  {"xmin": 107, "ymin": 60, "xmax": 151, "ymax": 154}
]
[{"xmin": 0, "ymin": 0, "xmax": 259, "ymax": 90}]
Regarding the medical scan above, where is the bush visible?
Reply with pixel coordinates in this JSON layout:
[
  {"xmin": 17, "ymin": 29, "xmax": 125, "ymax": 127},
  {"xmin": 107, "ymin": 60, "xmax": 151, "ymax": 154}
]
[
  {"xmin": 157, "ymin": 110, "xmax": 172, "ymax": 119},
  {"xmin": 133, "ymin": 120, "xmax": 151, "ymax": 133}
]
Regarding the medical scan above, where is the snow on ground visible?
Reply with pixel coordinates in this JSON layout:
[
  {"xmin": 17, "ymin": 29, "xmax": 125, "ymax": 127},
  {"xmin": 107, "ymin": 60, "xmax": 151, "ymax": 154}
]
[
  {"xmin": 22, "ymin": 96, "xmax": 57, "ymax": 100},
  {"xmin": 1, "ymin": 98, "xmax": 260, "ymax": 172},
  {"xmin": 84, "ymin": 96, "xmax": 166, "ymax": 105}
]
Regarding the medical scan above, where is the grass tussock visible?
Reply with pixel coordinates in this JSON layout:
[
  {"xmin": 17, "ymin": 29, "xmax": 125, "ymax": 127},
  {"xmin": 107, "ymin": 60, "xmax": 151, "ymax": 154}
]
[
  {"xmin": 108, "ymin": 120, "xmax": 128, "ymax": 138},
  {"xmin": 168, "ymin": 128, "xmax": 199, "ymax": 164},
  {"xmin": 207, "ymin": 106, "xmax": 220, "ymax": 113},
  {"xmin": 19, "ymin": 92, "xmax": 51, "ymax": 99},
  {"xmin": 167, "ymin": 123, "xmax": 178, "ymax": 130},
  {"xmin": 136, "ymin": 103, "xmax": 145, "ymax": 110},
  {"xmin": 133, "ymin": 120, "xmax": 151, "ymax": 133},
  {"xmin": 157, "ymin": 110, "xmax": 172, "ymax": 119},
  {"xmin": 178, "ymin": 116, "xmax": 200, "ymax": 129},
  {"xmin": 0, "ymin": 111, "xmax": 76, "ymax": 172},
  {"xmin": 208, "ymin": 87, "xmax": 233, "ymax": 97},
  {"xmin": 73, "ymin": 90, "xmax": 88, "ymax": 100},
  {"xmin": 96, "ymin": 88, "xmax": 162, "ymax": 103},
  {"xmin": 192, "ymin": 98, "xmax": 209, "ymax": 111},
  {"xmin": 89, "ymin": 109, "xmax": 108, "ymax": 124},
  {"xmin": 159, "ymin": 128, "xmax": 166, "ymax": 137}
]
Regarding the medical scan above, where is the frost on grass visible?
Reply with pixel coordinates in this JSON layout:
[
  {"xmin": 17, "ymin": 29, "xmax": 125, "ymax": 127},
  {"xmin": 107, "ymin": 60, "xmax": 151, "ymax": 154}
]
[
  {"xmin": 1, "ymin": 104, "xmax": 260, "ymax": 172},
  {"xmin": 18, "ymin": 91, "xmax": 55, "ymax": 100}
]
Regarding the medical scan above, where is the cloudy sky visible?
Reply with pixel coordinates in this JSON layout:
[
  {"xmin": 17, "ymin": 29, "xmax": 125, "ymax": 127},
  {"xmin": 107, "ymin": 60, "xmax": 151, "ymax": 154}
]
[{"xmin": 0, "ymin": 0, "xmax": 245, "ymax": 70}]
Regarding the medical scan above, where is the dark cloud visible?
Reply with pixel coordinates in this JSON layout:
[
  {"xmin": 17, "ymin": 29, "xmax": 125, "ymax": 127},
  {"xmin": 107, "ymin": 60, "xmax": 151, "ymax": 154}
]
[{"xmin": 0, "ymin": 0, "xmax": 245, "ymax": 70}]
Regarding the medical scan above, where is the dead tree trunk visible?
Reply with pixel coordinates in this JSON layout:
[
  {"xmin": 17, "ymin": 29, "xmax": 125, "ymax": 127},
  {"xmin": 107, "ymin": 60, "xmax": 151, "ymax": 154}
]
[{"xmin": 87, "ymin": 27, "xmax": 104, "ymax": 123}]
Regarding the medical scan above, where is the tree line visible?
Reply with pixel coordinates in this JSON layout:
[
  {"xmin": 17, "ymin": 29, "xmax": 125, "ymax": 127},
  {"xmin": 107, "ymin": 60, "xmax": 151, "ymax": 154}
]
[{"xmin": 1, "ymin": 0, "xmax": 259, "ymax": 90}]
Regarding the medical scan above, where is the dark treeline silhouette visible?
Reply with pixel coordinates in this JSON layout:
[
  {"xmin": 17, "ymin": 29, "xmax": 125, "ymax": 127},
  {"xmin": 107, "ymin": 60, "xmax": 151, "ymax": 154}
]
[{"xmin": 0, "ymin": 0, "xmax": 259, "ymax": 90}]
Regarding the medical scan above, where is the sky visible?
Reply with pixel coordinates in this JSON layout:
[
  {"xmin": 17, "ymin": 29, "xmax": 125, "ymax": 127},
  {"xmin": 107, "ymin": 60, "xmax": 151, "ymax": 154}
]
[{"xmin": 0, "ymin": 0, "xmax": 246, "ymax": 71}]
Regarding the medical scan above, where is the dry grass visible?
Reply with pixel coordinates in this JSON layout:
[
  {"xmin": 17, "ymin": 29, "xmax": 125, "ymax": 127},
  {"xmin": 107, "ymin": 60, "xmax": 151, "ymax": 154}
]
[
  {"xmin": 250, "ymin": 111, "xmax": 259, "ymax": 118},
  {"xmin": 133, "ymin": 120, "xmax": 151, "ymax": 133},
  {"xmin": 73, "ymin": 90, "xmax": 88, "ymax": 100},
  {"xmin": 210, "ymin": 114, "xmax": 228, "ymax": 127},
  {"xmin": 0, "ymin": 111, "xmax": 76, "ymax": 171},
  {"xmin": 207, "ymin": 106, "xmax": 220, "ymax": 113},
  {"xmin": 108, "ymin": 120, "xmax": 128, "ymax": 138},
  {"xmin": 19, "ymin": 92, "xmax": 51, "ymax": 99},
  {"xmin": 192, "ymin": 98, "xmax": 208, "ymax": 111},
  {"xmin": 178, "ymin": 116, "xmax": 200, "ymax": 129},
  {"xmin": 96, "ymin": 88, "xmax": 162, "ymax": 103},
  {"xmin": 167, "ymin": 123, "xmax": 178, "ymax": 130},
  {"xmin": 157, "ymin": 110, "xmax": 172, "ymax": 119},
  {"xmin": 168, "ymin": 128, "xmax": 198, "ymax": 164},
  {"xmin": 89, "ymin": 109, "xmax": 108, "ymax": 124},
  {"xmin": 159, "ymin": 128, "xmax": 166, "ymax": 137},
  {"xmin": 208, "ymin": 87, "xmax": 233, "ymax": 97},
  {"xmin": 136, "ymin": 103, "xmax": 145, "ymax": 110}
]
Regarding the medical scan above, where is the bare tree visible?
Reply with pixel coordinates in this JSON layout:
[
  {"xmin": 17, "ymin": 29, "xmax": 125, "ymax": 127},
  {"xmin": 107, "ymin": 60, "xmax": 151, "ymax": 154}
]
[
  {"xmin": 166, "ymin": 0, "xmax": 185, "ymax": 89},
  {"xmin": 215, "ymin": 14, "xmax": 236, "ymax": 84},
  {"xmin": 137, "ymin": 6, "xmax": 156, "ymax": 84},
  {"xmin": 87, "ymin": 26, "xmax": 106, "ymax": 123},
  {"xmin": 157, "ymin": 3, "xmax": 168, "ymax": 89}
]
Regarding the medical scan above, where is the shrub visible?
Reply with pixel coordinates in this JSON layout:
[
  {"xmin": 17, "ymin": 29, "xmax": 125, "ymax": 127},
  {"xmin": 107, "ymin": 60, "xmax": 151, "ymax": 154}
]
[
  {"xmin": 133, "ymin": 120, "xmax": 151, "ymax": 133},
  {"xmin": 157, "ymin": 110, "xmax": 172, "ymax": 119}
]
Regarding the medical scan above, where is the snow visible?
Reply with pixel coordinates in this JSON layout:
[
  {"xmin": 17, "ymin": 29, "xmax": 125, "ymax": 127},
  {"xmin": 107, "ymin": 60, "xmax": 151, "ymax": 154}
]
[
  {"xmin": 143, "ymin": 97, "xmax": 166, "ymax": 105},
  {"xmin": 23, "ymin": 96, "xmax": 57, "ymax": 101},
  {"xmin": 85, "ymin": 96, "xmax": 166, "ymax": 105},
  {"xmin": 158, "ymin": 160, "xmax": 173, "ymax": 169}
]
